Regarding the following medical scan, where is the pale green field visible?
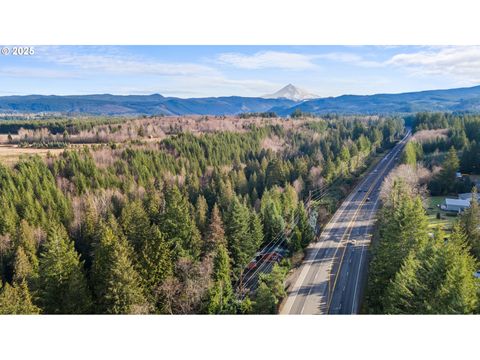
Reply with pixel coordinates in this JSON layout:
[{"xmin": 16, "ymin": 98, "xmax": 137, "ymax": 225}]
[{"xmin": 425, "ymin": 196, "xmax": 458, "ymax": 234}]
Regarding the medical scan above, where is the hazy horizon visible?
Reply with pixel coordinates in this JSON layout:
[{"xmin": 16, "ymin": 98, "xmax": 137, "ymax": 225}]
[
  {"xmin": 2, "ymin": 45, "xmax": 480, "ymax": 98},
  {"xmin": 2, "ymin": 82, "xmax": 480, "ymax": 99}
]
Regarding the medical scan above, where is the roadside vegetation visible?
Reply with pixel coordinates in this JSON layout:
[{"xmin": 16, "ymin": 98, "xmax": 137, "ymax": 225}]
[{"xmin": 366, "ymin": 113, "xmax": 480, "ymax": 314}]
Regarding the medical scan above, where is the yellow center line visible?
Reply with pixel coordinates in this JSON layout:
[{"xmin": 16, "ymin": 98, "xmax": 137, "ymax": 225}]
[
  {"xmin": 325, "ymin": 134, "xmax": 409, "ymax": 313},
  {"xmin": 325, "ymin": 179, "xmax": 376, "ymax": 312}
]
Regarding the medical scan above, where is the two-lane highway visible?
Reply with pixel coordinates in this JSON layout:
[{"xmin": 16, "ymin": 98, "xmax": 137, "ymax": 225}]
[{"xmin": 280, "ymin": 132, "xmax": 410, "ymax": 314}]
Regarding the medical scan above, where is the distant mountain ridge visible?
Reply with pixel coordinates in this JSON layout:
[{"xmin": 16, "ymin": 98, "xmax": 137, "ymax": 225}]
[
  {"xmin": 2, "ymin": 84, "xmax": 480, "ymax": 116},
  {"xmin": 275, "ymin": 85, "xmax": 480, "ymax": 115},
  {"xmin": 0, "ymin": 94, "xmax": 297, "ymax": 116}
]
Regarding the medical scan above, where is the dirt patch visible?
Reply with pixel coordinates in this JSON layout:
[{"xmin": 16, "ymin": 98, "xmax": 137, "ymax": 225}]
[
  {"xmin": 261, "ymin": 135, "xmax": 285, "ymax": 152},
  {"xmin": 0, "ymin": 134, "xmax": 9, "ymax": 144}
]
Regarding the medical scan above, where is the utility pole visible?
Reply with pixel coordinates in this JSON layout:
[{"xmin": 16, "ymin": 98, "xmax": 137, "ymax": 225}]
[{"xmin": 239, "ymin": 271, "xmax": 243, "ymax": 298}]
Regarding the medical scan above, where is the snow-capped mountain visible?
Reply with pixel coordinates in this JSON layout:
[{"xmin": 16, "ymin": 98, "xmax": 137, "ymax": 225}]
[{"xmin": 262, "ymin": 84, "xmax": 319, "ymax": 101}]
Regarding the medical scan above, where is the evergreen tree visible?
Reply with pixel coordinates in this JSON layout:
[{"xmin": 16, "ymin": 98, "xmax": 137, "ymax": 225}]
[
  {"xmin": 253, "ymin": 282, "xmax": 277, "ymax": 314},
  {"xmin": 120, "ymin": 200, "xmax": 151, "ymax": 253},
  {"xmin": 265, "ymin": 159, "xmax": 285, "ymax": 188},
  {"xmin": 161, "ymin": 185, "xmax": 201, "ymax": 259},
  {"xmin": 253, "ymin": 264, "xmax": 286, "ymax": 314},
  {"xmin": 37, "ymin": 223, "xmax": 92, "ymax": 314},
  {"xmin": 194, "ymin": 195, "xmax": 209, "ymax": 235},
  {"xmin": 11, "ymin": 220, "xmax": 39, "ymax": 284},
  {"xmin": 262, "ymin": 263, "xmax": 287, "ymax": 300},
  {"xmin": 290, "ymin": 228, "xmax": 303, "ymax": 252},
  {"xmin": 383, "ymin": 252, "xmax": 423, "ymax": 314},
  {"xmin": 384, "ymin": 226, "xmax": 478, "ymax": 314},
  {"xmin": 459, "ymin": 187, "xmax": 480, "ymax": 260},
  {"xmin": 431, "ymin": 146, "xmax": 460, "ymax": 194},
  {"xmin": 204, "ymin": 204, "xmax": 226, "ymax": 255},
  {"xmin": 0, "ymin": 280, "xmax": 40, "ymax": 314},
  {"xmin": 92, "ymin": 221, "xmax": 149, "ymax": 314},
  {"xmin": 15, "ymin": 220, "xmax": 38, "ymax": 269},
  {"xmin": 12, "ymin": 246, "xmax": 35, "ymax": 284},
  {"xmin": 261, "ymin": 199, "xmax": 285, "ymax": 244},
  {"xmin": 226, "ymin": 197, "xmax": 253, "ymax": 277},
  {"xmin": 205, "ymin": 243, "xmax": 235, "ymax": 314},
  {"xmin": 435, "ymin": 225, "xmax": 478, "ymax": 314},
  {"xmin": 249, "ymin": 210, "xmax": 264, "ymax": 251},
  {"xmin": 281, "ymin": 184, "xmax": 298, "ymax": 225},
  {"xmin": 366, "ymin": 181, "xmax": 429, "ymax": 313},
  {"xmin": 138, "ymin": 225, "xmax": 173, "ymax": 308},
  {"xmin": 295, "ymin": 202, "xmax": 314, "ymax": 248},
  {"xmin": 235, "ymin": 170, "xmax": 248, "ymax": 196},
  {"xmin": 77, "ymin": 196, "xmax": 100, "ymax": 267}
]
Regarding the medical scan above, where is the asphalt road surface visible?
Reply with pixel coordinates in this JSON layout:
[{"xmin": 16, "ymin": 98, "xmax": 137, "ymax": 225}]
[{"xmin": 280, "ymin": 132, "xmax": 411, "ymax": 315}]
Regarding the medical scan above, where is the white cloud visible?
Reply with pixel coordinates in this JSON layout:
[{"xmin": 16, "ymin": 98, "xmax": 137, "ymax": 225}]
[
  {"xmin": 217, "ymin": 51, "xmax": 317, "ymax": 70},
  {"xmin": 168, "ymin": 75, "xmax": 281, "ymax": 97},
  {"xmin": 0, "ymin": 67, "xmax": 79, "ymax": 78},
  {"xmin": 37, "ymin": 46, "xmax": 219, "ymax": 77},
  {"xmin": 386, "ymin": 46, "xmax": 480, "ymax": 83},
  {"xmin": 315, "ymin": 52, "xmax": 382, "ymax": 67},
  {"xmin": 217, "ymin": 50, "xmax": 384, "ymax": 70},
  {"xmin": 105, "ymin": 77, "xmax": 281, "ymax": 97},
  {"xmin": 1, "ymin": 47, "xmax": 283, "ymax": 97}
]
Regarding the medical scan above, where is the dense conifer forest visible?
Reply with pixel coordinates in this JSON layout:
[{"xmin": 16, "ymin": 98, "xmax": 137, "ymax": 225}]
[{"xmin": 0, "ymin": 116, "xmax": 403, "ymax": 314}]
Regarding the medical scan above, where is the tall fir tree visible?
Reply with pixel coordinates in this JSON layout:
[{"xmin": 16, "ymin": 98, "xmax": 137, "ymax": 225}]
[
  {"xmin": 226, "ymin": 197, "xmax": 253, "ymax": 277},
  {"xmin": 435, "ymin": 224, "xmax": 478, "ymax": 314},
  {"xmin": 138, "ymin": 225, "xmax": 173, "ymax": 309},
  {"xmin": 91, "ymin": 220, "xmax": 149, "ymax": 314},
  {"xmin": 432, "ymin": 146, "xmax": 460, "ymax": 194},
  {"xmin": 204, "ymin": 204, "xmax": 227, "ymax": 255},
  {"xmin": 384, "ymin": 226, "xmax": 479, "ymax": 314},
  {"xmin": 194, "ymin": 195, "xmax": 209, "ymax": 236},
  {"xmin": 14, "ymin": 220, "xmax": 38, "ymax": 272},
  {"xmin": 459, "ymin": 186, "xmax": 480, "ymax": 260},
  {"xmin": 249, "ymin": 210, "xmax": 264, "ymax": 251},
  {"xmin": 366, "ymin": 181, "xmax": 429, "ymax": 313},
  {"xmin": 120, "ymin": 200, "xmax": 151, "ymax": 253},
  {"xmin": 161, "ymin": 185, "xmax": 202, "ymax": 260},
  {"xmin": 253, "ymin": 264, "xmax": 286, "ymax": 314},
  {"xmin": 253, "ymin": 281, "xmax": 277, "ymax": 314},
  {"xmin": 205, "ymin": 243, "xmax": 235, "ymax": 314},
  {"xmin": 295, "ymin": 202, "xmax": 314, "ymax": 248},
  {"xmin": 37, "ymin": 223, "xmax": 92, "ymax": 314},
  {"xmin": 12, "ymin": 246, "xmax": 35, "ymax": 284},
  {"xmin": 0, "ymin": 280, "xmax": 40, "ymax": 314},
  {"xmin": 383, "ymin": 252, "xmax": 422, "ymax": 314}
]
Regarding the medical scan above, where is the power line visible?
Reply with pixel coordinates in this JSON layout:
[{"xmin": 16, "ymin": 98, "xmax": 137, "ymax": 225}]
[
  {"xmin": 237, "ymin": 184, "xmax": 334, "ymax": 298},
  {"xmin": 235, "ymin": 133, "xmax": 412, "ymax": 300},
  {"xmin": 237, "ymin": 186, "xmax": 330, "ymax": 285}
]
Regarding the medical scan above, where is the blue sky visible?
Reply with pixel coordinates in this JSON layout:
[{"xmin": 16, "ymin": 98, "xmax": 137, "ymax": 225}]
[{"xmin": 1, "ymin": 45, "xmax": 480, "ymax": 98}]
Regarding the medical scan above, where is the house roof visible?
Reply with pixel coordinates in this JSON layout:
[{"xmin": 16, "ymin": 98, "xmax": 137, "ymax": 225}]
[
  {"xmin": 458, "ymin": 193, "xmax": 480, "ymax": 200},
  {"xmin": 445, "ymin": 198, "xmax": 471, "ymax": 207}
]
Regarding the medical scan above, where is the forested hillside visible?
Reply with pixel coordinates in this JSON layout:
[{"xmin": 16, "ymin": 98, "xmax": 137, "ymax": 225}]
[{"xmin": 0, "ymin": 116, "xmax": 403, "ymax": 314}]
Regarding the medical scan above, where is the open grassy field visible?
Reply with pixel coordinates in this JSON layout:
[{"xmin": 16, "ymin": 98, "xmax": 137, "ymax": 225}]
[
  {"xmin": 425, "ymin": 196, "xmax": 458, "ymax": 235},
  {"xmin": 0, "ymin": 144, "xmax": 64, "ymax": 166}
]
